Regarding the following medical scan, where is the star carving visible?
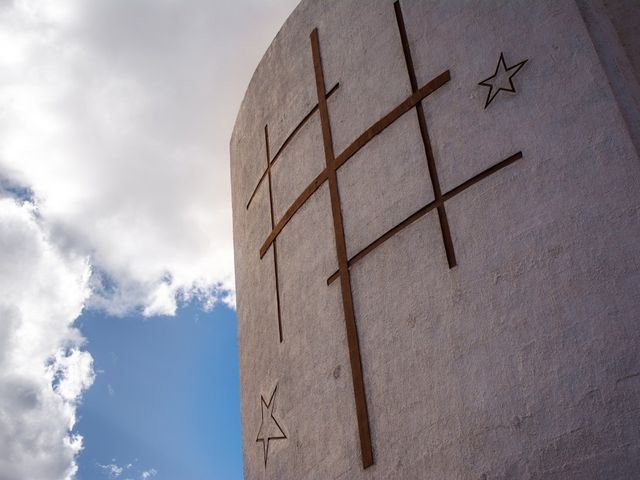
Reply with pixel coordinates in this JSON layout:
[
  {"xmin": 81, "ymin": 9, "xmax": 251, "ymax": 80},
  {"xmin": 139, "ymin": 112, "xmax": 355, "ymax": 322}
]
[
  {"xmin": 478, "ymin": 52, "xmax": 528, "ymax": 108},
  {"xmin": 256, "ymin": 385, "xmax": 287, "ymax": 467}
]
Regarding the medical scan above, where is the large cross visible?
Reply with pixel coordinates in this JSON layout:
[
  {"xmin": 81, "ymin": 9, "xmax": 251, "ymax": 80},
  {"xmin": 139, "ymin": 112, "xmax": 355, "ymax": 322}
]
[{"xmin": 246, "ymin": 1, "xmax": 523, "ymax": 469}]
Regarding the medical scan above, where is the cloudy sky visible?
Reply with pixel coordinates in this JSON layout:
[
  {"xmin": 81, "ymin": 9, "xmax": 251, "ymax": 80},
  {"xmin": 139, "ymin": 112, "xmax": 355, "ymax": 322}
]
[{"xmin": 0, "ymin": 0, "xmax": 297, "ymax": 478}]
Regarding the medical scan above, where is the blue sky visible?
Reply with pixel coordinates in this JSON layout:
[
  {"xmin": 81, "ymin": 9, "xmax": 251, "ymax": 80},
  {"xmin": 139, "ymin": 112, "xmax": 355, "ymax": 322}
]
[
  {"xmin": 0, "ymin": 1, "xmax": 298, "ymax": 479},
  {"xmin": 76, "ymin": 304, "xmax": 241, "ymax": 480}
]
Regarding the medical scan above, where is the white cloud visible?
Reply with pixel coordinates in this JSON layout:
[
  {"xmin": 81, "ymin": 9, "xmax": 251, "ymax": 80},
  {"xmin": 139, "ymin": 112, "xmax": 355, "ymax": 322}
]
[
  {"xmin": 0, "ymin": 0, "xmax": 298, "ymax": 316},
  {"xmin": 0, "ymin": 1, "xmax": 298, "ymax": 478},
  {"xmin": 97, "ymin": 463, "xmax": 124, "ymax": 479},
  {"xmin": 141, "ymin": 469, "xmax": 157, "ymax": 480},
  {"xmin": 0, "ymin": 198, "xmax": 93, "ymax": 480},
  {"xmin": 96, "ymin": 460, "xmax": 156, "ymax": 480}
]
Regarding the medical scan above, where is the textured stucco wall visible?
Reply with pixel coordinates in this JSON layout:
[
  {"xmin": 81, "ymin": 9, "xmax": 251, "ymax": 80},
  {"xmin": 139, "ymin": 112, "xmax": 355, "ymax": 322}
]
[{"xmin": 230, "ymin": 1, "xmax": 640, "ymax": 478}]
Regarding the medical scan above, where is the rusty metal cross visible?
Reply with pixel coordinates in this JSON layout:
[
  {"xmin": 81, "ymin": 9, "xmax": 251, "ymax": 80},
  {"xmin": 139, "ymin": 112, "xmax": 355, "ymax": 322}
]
[{"xmin": 246, "ymin": 1, "xmax": 523, "ymax": 469}]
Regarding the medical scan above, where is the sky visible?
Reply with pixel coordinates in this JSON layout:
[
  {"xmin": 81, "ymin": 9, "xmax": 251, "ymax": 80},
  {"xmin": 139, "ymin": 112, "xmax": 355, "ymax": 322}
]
[{"xmin": 0, "ymin": 0, "xmax": 298, "ymax": 479}]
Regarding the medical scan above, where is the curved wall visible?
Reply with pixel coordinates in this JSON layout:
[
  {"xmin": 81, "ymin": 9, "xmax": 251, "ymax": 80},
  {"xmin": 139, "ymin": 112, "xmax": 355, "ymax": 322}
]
[{"xmin": 230, "ymin": 1, "xmax": 640, "ymax": 478}]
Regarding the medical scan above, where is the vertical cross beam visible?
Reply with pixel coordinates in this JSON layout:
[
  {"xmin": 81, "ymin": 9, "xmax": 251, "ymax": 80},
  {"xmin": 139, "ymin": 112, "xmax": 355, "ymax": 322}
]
[
  {"xmin": 264, "ymin": 125, "xmax": 284, "ymax": 343},
  {"xmin": 394, "ymin": 1, "xmax": 457, "ymax": 268},
  {"xmin": 310, "ymin": 29, "xmax": 374, "ymax": 468}
]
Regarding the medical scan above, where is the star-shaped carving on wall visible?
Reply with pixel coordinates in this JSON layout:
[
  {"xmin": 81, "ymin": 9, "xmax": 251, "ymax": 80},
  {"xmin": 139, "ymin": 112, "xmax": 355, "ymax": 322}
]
[
  {"xmin": 255, "ymin": 385, "xmax": 287, "ymax": 467},
  {"xmin": 478, "ymin": 52, "xmax": 528, "ymax": 109}
]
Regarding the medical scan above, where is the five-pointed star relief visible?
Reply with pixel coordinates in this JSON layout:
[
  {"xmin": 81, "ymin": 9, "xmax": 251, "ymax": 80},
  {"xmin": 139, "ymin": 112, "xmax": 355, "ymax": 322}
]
[
  {"xmin": 478, "ymin": 52, "xmax": 528, "ymax": 108},
  {"xmin": 256, "ymin": 385, "xmax": 287, "ymax": 466}
]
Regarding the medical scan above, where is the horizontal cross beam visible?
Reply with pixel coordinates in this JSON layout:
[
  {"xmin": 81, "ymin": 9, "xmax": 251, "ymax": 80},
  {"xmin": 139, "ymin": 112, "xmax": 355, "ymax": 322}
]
[{"xmin": 326, "ymin": 151, "xmax": 523, "ymax": 285}]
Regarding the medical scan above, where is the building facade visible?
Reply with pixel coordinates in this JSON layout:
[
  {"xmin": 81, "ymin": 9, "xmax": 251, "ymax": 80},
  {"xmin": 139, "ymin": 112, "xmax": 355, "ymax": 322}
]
[{"xmin": 230, "ymin": 1, "xmax": 640, "ymax": 478}]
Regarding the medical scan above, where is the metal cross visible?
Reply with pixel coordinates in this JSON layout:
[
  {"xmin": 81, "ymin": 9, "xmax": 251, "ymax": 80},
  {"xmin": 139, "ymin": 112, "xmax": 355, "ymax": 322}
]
[{"xmin": 246, "ymin": 0, "xmax": 523, "ymax": 469}]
